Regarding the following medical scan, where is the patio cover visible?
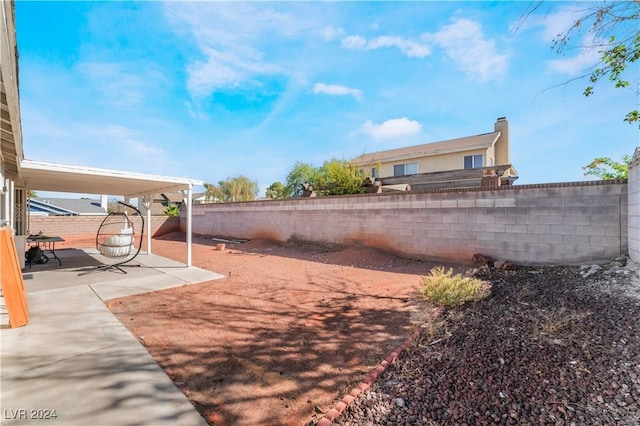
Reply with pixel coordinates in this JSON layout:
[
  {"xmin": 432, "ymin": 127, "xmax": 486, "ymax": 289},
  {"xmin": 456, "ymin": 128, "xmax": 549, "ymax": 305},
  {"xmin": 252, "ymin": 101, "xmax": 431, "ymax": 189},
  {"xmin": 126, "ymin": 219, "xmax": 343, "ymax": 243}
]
[{"xmin": 18, "ymin": 159, "xmax": 203, "ymax": 267}]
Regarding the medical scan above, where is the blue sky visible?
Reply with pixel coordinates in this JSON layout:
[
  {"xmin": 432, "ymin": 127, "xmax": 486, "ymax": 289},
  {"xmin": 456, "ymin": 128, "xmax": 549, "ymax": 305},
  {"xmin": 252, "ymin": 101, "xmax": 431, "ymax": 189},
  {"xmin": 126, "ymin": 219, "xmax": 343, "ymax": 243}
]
[{"xmin": 15, "ymin": 1, "xmax": 639, "ymax": 198}]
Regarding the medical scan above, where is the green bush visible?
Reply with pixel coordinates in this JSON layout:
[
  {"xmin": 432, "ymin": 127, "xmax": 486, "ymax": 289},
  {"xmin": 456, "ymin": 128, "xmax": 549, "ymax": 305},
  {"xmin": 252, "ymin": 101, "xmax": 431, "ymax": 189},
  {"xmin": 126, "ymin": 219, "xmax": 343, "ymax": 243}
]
[
  {"xmin": 418, "ymin": 267, "xmax": 491, "ymax": 306},
  {"xmin": 163, "ymin": 204, "xmax": 181, "ymax": 217}
]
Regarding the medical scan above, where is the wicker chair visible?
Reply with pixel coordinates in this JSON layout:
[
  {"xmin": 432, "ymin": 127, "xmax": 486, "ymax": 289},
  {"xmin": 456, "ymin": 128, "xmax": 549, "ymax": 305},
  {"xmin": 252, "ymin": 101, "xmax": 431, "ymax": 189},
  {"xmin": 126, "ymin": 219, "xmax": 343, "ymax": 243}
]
[{"xmin": 80, "ymin": 201, "xmax": 144, "ymax": 274}]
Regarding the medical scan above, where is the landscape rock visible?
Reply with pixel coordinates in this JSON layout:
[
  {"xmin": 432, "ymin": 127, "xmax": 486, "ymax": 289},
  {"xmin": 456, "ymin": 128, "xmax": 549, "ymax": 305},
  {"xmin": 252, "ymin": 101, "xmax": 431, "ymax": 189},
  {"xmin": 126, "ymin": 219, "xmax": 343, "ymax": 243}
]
[
  {"xmin": 472, "ymin": 253, "xmax": 493, "ymax": 268},
  {"xmin": 335, "ymin": 257, "xmax": 640, "ymax": 425}
]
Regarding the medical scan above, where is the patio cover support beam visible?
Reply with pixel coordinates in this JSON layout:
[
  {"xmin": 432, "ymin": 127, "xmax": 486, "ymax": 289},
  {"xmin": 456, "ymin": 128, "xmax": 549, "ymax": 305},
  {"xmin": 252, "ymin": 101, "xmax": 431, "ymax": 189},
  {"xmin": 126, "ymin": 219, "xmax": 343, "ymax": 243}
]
[
  {"xmin": 141, "ymin": 195, "xmax": 152, "ymax": 255},
  {"xmin": 184, "ymin": 185, "xmax": 193, "ymax": 267}
]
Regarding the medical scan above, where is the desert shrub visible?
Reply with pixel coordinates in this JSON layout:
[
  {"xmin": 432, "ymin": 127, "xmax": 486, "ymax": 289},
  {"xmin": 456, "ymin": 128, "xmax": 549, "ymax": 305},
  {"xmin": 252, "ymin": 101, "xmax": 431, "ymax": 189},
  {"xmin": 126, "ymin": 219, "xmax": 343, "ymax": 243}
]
[{"xmin": 418, "ymin": 267, "xmax": 491, "ymax": 307}]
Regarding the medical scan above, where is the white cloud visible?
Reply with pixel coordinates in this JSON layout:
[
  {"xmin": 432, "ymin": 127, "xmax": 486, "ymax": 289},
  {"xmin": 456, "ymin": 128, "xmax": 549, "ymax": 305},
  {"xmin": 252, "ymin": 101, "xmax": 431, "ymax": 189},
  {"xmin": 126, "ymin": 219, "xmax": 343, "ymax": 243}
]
[
  {"xmin": 547, "ymin": 35, "xmax": 601, "ymax": 75},
  {"xmin": 341, "ymin": 34, "xmax": 431, "ymax": 58},
  {"xmin": 427, "ymin": 18, "xmax": 508, "ymax": 81},
  {"xmin": 367, "ymin": 35, "xmax": 431, "ymax": 58},
  {"xmin": 339, "ymin": 19, "xmax": 506, "ymax": 76},
  {"xmin": 521, "ymin": 5, "xmax": 585, "ymax": 43},
  {"xmin": 341, "ymin": 35, "xmax": 367, "ymax": 50},
  {"xmin": 164, "ymin": 2, "xmax": 303, "ymax": 98},
  {"xmin": 103, "ymin": 125, "xmax": 166, "ymax": 157},
  {"xmin": 321, "ymin": 24, "xmax": 344, "ymax": 41},
  {"xmin": 78, "ymin": 62, "xmax": 163, "ymax": 106},
  {"xmin": 361, "ymin": 118, "xmax": 422, "ymax": 140},
  {"xmin": 313, "ymin": 83, "xmax": 362, "ymax": 101}
]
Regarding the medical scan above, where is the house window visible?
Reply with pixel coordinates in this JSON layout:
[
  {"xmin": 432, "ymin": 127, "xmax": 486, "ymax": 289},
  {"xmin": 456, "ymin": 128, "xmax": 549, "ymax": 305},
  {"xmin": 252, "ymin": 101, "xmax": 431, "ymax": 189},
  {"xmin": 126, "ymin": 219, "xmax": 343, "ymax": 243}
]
[
  {"xmin": 371, "ymin": 167, "xmax": 379, "ymax": 178},
  {"xmin": 393, "ymin": 162, "xmax": 418, "ymax": 176},
  {"xmin": 464, "ymin": 154, "xmax": 484, "ymax": 169}
]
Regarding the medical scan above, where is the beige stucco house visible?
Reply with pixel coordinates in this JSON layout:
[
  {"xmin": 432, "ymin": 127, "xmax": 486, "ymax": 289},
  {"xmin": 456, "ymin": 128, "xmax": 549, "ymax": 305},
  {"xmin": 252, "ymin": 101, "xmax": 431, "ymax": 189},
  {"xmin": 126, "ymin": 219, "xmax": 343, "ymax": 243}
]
[{"xmin": 352, "ymin": 117, "xmax": 515, "ymax": 180}]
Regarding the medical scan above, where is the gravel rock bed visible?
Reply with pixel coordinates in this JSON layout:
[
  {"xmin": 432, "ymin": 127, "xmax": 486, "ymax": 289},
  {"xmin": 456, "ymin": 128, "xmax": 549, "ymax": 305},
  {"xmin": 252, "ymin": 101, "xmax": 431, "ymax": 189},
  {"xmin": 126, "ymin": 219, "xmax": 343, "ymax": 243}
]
[{"xmin": 335, "ymin": 258, "xmax": 640, "ymax": 425}]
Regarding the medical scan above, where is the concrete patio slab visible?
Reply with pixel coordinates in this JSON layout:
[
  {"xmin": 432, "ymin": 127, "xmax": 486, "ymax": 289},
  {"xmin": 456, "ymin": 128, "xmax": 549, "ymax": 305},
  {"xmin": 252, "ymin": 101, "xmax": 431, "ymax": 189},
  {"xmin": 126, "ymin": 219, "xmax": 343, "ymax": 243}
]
[
  {"xmin": 1, "ymin": 286, "xmax": 131, "ymax": 378},
  {"xmin": 2, "ymin": 334, "xmax": 207, "ymax": 425},
  {"xmin": 0, "ymin": 250, "xmax": 222, "ymax": 425},
  {"xmin": 155, "ymin": 267, "xmax": 225, "ymax": 285},
  {"xmin": 89, "ymin": 269, "xmax": 223, "ymax": 300}
]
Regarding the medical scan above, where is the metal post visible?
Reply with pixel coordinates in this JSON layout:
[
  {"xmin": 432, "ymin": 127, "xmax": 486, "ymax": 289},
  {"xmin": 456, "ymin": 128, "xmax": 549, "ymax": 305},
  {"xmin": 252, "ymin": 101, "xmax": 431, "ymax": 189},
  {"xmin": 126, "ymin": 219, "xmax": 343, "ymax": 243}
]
[
  {"xmin": 186, "ymin": 184, "xmax": 193, "ymax": 267},
  {"xmin": 141, "ymin": 195, "xmax": 152, "ymax": 255}
]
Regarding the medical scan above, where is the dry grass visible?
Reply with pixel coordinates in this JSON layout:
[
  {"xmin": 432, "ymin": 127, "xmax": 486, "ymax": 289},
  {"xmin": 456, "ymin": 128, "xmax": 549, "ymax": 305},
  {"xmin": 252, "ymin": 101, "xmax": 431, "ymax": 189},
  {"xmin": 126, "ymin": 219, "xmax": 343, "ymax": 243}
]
[{"xmin": 418, "ymin": 266, "xmax": 491, "ymax": 307}]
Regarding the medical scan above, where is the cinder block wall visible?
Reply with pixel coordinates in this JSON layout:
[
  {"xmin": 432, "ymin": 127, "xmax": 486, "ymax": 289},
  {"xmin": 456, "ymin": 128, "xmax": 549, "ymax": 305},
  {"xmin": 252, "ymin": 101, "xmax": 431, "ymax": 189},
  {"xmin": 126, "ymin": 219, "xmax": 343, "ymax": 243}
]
[
  {"xmin": 187, "ymin": 181, "xmax": 627, "ymax": 265},
  {"xmin": 628, "ymin": 152, "xmax": 640, "ymax": 262},
  {"xmin": 29, "ymin": 216, "xmax": 180, "ymax": 240}
]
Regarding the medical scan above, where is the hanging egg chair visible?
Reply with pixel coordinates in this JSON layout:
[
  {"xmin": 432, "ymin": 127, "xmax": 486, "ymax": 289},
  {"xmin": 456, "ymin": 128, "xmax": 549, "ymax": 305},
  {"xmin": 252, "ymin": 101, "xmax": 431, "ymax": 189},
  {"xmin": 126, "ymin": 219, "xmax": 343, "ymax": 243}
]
[{"xmin": 80, "ymin": 201, "xmax": 144, "ymax": 275}]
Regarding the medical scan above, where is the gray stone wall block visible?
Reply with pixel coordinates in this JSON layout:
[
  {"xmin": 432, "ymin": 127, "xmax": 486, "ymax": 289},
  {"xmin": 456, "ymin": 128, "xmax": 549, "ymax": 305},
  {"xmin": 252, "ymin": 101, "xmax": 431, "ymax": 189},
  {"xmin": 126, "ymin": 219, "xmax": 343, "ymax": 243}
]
[
  {"xmin": 494, "ymin": 198, "xmax": 516, "ymax": 208},
  {"xmin": 590, "ymin": 195, "xmax": 622, "ymax": 206},
  {"xmin": 563, "ymin": 215, "xmax": 592, "ymax": 226},
  {"xmin": 590, "ymin": 236, "xmax": 622, "ymax": 247},
  {"xmin": 576, "ymin": 225, "xmax": 605, "ymax": 236},
  {"xmin": 440, "ymin": 214, "xmax": 459, "ymax": 224},
  {"xmin": 457, "ymin": 199, "xmax": 475, "ymax": 208},
  {"xmin": 440, "ymin": 230, "xmax": 460, "ymax": 239},
  {"xmin": 505, "ymin": 224, "xmax": 527, "ymax": 234},
  {"xmin": 485, "ymin": 224, "xmax": 506, "ymax": 233},
  {"xmin": 563, "ymin": 196, "xmax": 591, "ymax": 207},
  {"xmin": 475, "ymin": 232, "xmax": 496, "ymax": 241},
  {"xmin": 514, "ymin": 196, "xmax": 539, "ymax": 207},
  {"xmin": 549, "ymin": 244, "xmax": 578, "ymax": 255},
  {"xmin": 495, "ymin": 215, "xmax": 518, "ymax": 225},
  {"xmin": 537, "ymin": 197, "xmax": 565, "ymax": 208},
  {"xmin": 603, "ymin": 225, "xmax": 622, "ymax": 238},
  {"xmin": 539, "ymin": 233, "xmax": 564, "ymax": 244},
  {"xmin": 549, "ymin": 224, "xmax": 577, "ymax": 235},
  {"xmin": 456, "ymin": 222, "xmax": 485, "ymax": 232},
  {"xmin": 562, "ymin": 234, "xmax": 592, "ymax": 245},
  {"xmin": 475, "ymin": 199, "xmax": 495, "ymax": 208},
  {"xmin": 476, "ymin": 214, "xmax": 496, "ymax": 224},
  {"xmin": 537, "ymin": 215, "xmax": 564, "ymax": 225},
  {"xmin": 524, "ymin": 242, "xmax": 552, "ymax": 254},
  {"xmin": 527, "ymin": 224, "xmax": 552, "ymax": 234},
  {"xmin": 576, "ymin": 245, "xmax": 606, "ymax": 257},
  {"xmin": 515, "ymin": 215, "xmax": 538, "ymax": 225},
  {"xmin": 604, "ymin": 247, "xmax": 624, "ymax": 258}
]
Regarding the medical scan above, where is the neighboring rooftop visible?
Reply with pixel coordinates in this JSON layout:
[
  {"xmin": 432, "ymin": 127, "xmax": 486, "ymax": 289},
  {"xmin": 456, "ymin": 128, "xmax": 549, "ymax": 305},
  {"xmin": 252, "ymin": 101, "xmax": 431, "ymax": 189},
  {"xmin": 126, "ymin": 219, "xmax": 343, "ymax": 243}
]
[
  {"xmin": 29, "ymin": 198, "xmax": 106, "ymax": 216},
  {"xmin": 352, "ymin": 131, "xmax": 501, "ymax": 165}
]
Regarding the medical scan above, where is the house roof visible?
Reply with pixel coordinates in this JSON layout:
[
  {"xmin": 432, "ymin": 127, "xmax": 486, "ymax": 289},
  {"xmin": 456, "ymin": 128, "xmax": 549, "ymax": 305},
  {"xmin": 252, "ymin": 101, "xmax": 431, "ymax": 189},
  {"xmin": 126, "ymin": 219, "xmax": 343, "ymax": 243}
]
[
  {"xmin": 352, "ymin": 131, "xmax": 501, "ymax": 165},
  {"xmin": 30, "ymin": 198, "xmax": 106, "ymax": 215},
  {"xmin": 19, "ymin": 160, "xmax": 204, "ymax": 198}
]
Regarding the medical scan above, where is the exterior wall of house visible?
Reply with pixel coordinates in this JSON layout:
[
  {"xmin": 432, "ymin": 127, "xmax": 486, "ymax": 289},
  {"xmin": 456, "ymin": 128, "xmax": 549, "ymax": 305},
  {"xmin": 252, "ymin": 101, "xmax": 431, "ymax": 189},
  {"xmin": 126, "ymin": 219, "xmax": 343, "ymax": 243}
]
[
  {"xmin": 28, "ymin": 215, "xmax": 180, "ymax": 241},
  {"xmin": 355, "ymin": 118, "xmax": 510, "ymax": 179},
  {"xmin": 628, "ymin": 150, "xmax": 640, "ymax": 262},
  {"xmin": 486, "ymin": 145, "xmax": 496, "ymax": 166},
  {"xmin": 187, "ymin": 180, "xmax": 627, "ymax": 265},
  {"xmin": 367, "ymin": 148, "xmax": 491, "ymax": 178}
]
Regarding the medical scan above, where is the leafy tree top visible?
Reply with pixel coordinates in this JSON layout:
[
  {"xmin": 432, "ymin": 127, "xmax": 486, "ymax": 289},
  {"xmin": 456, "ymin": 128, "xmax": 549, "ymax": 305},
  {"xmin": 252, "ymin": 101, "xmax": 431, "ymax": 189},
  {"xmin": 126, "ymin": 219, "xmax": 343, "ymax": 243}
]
[
  {"xmin": 582, "ymin": 154, "xmax": 631, "ymax": 179},
  {"xmin": 549, "ymin": 1, "xmax": 639, "ymax": 126}
]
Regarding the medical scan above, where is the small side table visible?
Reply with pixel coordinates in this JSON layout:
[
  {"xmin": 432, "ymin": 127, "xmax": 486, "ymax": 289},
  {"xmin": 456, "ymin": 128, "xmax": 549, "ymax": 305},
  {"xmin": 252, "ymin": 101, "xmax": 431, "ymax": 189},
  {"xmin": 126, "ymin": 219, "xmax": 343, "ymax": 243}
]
[{"xmin": 26, "ymin": 236, "xmax": 65, "ymax": 267}]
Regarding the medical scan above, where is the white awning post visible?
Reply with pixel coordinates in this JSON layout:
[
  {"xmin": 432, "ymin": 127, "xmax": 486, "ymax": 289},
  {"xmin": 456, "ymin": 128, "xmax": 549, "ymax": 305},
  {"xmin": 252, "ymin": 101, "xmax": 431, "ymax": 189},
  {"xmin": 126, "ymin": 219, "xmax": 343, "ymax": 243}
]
[
  {"xmin": 141, "ymin": 195, "xmax": 152, "ymax": 255},
  {"xmin": 185, "ymin": 185, "xmax": 193, "ymax": 267}
]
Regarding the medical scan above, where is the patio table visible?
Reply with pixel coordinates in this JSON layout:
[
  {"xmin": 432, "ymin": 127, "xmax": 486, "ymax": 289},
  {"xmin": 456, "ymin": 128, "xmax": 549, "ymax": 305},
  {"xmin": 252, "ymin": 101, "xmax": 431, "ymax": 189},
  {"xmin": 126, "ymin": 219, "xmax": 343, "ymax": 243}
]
[{"xmin": 26, "ymin": 236, "xmax": 65, "ymax": 267}]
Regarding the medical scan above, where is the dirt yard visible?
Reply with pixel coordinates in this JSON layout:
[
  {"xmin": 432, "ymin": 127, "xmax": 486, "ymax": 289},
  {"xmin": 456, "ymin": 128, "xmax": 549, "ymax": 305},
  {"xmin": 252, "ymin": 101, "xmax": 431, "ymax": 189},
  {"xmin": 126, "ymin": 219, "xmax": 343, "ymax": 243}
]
[{"xmin": 104, "ymin": 232, "xmax": 453, "ymax": 425}]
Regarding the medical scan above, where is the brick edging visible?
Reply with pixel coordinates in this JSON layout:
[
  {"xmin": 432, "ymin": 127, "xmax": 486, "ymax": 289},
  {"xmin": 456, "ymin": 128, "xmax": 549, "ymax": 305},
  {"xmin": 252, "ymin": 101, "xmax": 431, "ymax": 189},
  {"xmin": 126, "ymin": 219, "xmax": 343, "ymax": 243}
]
[{"xmin": 317, "ymin": 325, "xmax": 426, "ymax": 425}]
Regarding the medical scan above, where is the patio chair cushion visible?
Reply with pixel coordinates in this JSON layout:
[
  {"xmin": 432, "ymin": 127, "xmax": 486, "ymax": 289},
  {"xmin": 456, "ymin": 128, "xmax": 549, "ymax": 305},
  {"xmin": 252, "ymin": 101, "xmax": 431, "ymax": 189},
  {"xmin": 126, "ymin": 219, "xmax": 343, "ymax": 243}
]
[{"xmin": 99, "ymin": 228, "xmax": 134, "ymax": 258}]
